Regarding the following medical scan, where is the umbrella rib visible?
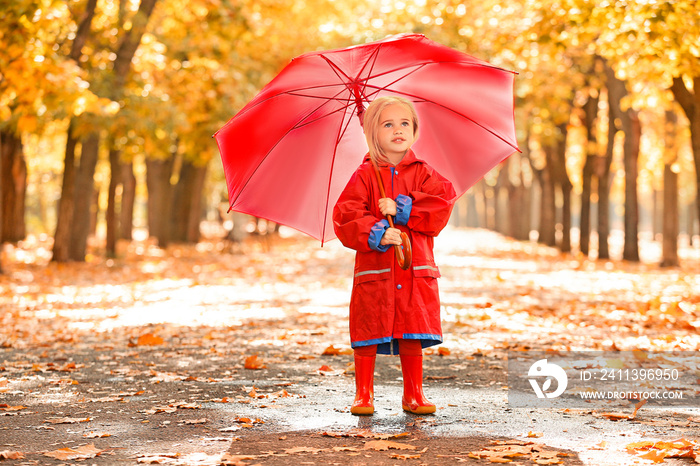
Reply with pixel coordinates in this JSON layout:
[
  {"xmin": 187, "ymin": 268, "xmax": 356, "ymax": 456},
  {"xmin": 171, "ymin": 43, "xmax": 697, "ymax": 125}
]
[
  {"xmin": 320, "ymin": 97, "xmax": 357, "ymax": 245},
  {"xmin": 228, "ymin": 89, "xmax": 355, "ymax": 210},
  {"xmin": 292, "ymin": 101, "xmax": 358, "ymax": 130},
  {"xmin": 358, "ymin": 60, "xmax": 520, "ymax": 152},
  {"xmin": 354, "ymin": 45, "xmax": 382, "ymax": 107},
  {"xmin": 229, "ymin": 58, "xmax": 517, "ymax": 212},
  {"xmin": 218, "ymin": 60, "xmax": 510, "ymax": 135},
  {"xmin": 374, "ymin": 85, "xmax": 520, "ymax": 151}
]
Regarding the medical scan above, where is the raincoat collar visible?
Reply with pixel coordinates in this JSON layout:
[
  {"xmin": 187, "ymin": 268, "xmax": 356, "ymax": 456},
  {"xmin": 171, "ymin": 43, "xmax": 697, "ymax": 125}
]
[{"xmin": 363, "ymin": 149, "xmax": 422, "ymax": 168}]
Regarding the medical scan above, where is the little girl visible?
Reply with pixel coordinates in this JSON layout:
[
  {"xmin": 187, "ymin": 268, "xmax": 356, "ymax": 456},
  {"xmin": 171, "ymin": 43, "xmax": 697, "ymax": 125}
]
[{"xmin": 333, "ymin": 96, "xmax": 457, "ymax": 415}]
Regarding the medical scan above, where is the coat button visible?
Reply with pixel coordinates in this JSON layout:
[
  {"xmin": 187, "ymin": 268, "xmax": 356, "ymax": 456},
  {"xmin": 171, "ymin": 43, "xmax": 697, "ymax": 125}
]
[{"xmin": 397, "ymin": 284, "xmax": 402, "ymax": 290}]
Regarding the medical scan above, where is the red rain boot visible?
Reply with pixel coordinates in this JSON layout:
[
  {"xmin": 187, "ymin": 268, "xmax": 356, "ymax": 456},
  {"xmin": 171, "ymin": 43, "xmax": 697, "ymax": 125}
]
[
  {"xmin": 400, "ymin": 353, "xmax": 436, "ymax": 414},
  {"xmin": 351, "ymin": 353, "xmax": 375, "ymax": 415}
]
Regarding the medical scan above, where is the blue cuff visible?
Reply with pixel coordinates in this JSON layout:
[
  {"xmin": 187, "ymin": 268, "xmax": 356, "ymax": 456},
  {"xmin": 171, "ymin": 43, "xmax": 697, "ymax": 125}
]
[
  {"xmin": 368, "ymin": 219, "xmax": 391, "ymax": 252},
  {"xmin": 395, "ymin": 194, "xmax": 412, "ymax": 226}
]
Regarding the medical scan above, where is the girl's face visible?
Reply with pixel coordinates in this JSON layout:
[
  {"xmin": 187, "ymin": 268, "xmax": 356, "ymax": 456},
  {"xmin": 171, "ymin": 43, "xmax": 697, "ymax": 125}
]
[{"xmin": 377, "ymin": 104, "xmax": 415, "ymax": 164}]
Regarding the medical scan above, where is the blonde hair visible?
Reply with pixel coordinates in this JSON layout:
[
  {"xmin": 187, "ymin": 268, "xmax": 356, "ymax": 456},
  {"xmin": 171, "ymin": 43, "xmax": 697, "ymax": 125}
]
[{"xmin": 363, "ymin": 96, "xmax": 419, "ymax": 164}]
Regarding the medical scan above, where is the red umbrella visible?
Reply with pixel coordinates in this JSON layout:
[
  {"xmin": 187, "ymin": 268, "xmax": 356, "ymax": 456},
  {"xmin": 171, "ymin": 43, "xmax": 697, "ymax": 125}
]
[{"xmin": 214, "ymin": 33, "xmax": 518, "ymax": 244}]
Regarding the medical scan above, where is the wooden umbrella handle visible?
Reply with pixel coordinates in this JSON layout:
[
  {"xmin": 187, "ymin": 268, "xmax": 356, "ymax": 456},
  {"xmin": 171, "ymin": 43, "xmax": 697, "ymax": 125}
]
[{"xmin": 370, "ymin": 159, "xmax": 412, "ymax": 270}]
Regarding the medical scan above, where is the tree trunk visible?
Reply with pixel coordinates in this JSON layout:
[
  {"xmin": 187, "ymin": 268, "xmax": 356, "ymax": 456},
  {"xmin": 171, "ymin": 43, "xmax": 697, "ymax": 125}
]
[
  {"xmin": 112, "ymin": 0, "xmax": 158, "ymax": 88},
  {"xmin": 102, "ymin": 0, "xmax": 158, "ymax": 246},
  {"xmin": 671, "ymin": 76, "xmax": 700, "ymax": 238},
  {"xmin": 89, "ymin": 184, "xmax": 99, "ymax": 237},
  {"xmin": 51, "ymin": 0, "xmax": 97, "ymax": 263},
  {"xmin": 597, "ymin": 97, "xmax": 616, "ymax": 260},
  {"xmin": 52, "ymin": 122, "xmax": 79, "ymax": 262},
  {"xmin": 561, "ymin": 182, "xmax": 572, "ymax": 253},
  {"xmin": 484, "ymin": 184, "xmax": 496, "ymax": 231},
  {"xmin": 555, "ymin": 122, "xmax": 573, "ymax": 253},
  {"xmin": 120, "ymin": 161, "xmax": 136, "ymax": 240},
  {"xmin": 69, "ymin": 131, "xmax": 100, "ymax": 261},
  {"xmin": 56, "ymin": 0, "xmax": 158, "ymax": 262},
  {"xmin": 0, "ymin": 130, "xmax": 26, "ymax": 243},
  {"xmin": 537, "ymin": 147, "xmax": 556, "ymax": 247},
  {"xmin": 494, "ymin": 164, "xmax": 509, "ymax": 235},
  {"xmin": 146, "ymin": 158, "xmax": 174, "ymax": 248},
  {"xmin": 652, "ymin": 189, "xmax": 661, "ymax": 238},
  {"xmin": 580, "ymin": 155, "xmax": 594, "ymax": 256},
  {"xmin": 106, "ymin": 148, "xmax": 121, "ymax": 257},
  {"xmin": 466, "ymin": 191, "xmax": 479, "ymax": 227},
  {"xmin": 170, "ymin": 159, "xmax": 207, "ymax": 243},
  {"xmin": 661, "ymin": 109, "xmax": 680, "ymax": 267},
  {"xmin": 579, "ymin": 92, "xmax": 600, "ymax": 256},
  {"xmin": 506, "ymin": 155, "xmax": 530, "ymax": 240},
  {"xmin": 622, "ymin": 112, "xmax": 641, "ymax": 261},
  {"xmin": 606, "ymin": 63, "xmax": 640, "ymax": 261},
  {"xmin": 475, "ymin": 180, "xmax": 488, "ymax": 228}
]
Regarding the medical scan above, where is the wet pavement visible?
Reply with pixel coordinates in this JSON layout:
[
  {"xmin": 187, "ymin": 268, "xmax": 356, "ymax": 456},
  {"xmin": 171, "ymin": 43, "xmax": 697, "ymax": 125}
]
[{"xmin": 2, "ymin": 228, "xmax": 699, "ymax": 464}]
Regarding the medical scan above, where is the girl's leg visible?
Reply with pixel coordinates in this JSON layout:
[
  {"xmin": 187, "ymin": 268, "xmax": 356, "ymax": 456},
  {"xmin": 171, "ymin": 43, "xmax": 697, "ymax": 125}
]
[
  {"xmin": 351, "ymin": 344, "xmax": 377, "ymax": 415},
  {"xmin": 398, "ymin": 339, "xmax": 436, "ymax": 414}
]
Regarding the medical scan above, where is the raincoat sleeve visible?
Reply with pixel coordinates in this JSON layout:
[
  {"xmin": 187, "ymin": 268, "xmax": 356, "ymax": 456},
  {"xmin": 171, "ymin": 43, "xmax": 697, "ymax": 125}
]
[
  {"xmin": 406, "ymin": 165, "xmax": 457, "ymax": 237},
  {"xmin": 333, "ymin": 168, "xmax": 385, "ymax": 253}
]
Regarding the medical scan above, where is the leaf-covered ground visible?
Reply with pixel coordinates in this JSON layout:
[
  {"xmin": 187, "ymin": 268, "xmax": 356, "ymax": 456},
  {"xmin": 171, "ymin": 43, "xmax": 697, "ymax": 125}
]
[{"xmin": 1, "ymin": 227, "xmax": 699, "ymax": 465}]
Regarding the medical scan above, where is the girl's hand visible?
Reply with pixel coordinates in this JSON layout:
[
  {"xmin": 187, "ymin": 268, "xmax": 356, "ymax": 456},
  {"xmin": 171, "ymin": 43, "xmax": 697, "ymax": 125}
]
[
  {"xmin": 380, "ymin": 227, "xmax": 402, "ymax": 246},
  {"xmin": 378, "ymin": 198, "xmax": 397, "ymax": 217}
]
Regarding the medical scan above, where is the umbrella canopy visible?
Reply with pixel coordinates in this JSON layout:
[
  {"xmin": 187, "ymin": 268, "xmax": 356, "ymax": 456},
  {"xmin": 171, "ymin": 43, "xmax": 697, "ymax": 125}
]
[{"xmin": 214, "ymin": 33, "xmax": 518, "ymax": 243}]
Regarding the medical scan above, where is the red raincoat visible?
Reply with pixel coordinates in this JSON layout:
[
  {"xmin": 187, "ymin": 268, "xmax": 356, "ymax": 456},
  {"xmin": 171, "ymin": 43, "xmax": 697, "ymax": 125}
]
[{"xmin": 333, "ymin": 149, "xmax": 457, "ymax": 355}]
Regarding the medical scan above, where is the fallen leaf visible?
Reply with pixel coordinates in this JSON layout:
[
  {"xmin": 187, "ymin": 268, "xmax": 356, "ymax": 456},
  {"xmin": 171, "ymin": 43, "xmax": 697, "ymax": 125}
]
[
  {"xmin": 332, "ymin": 446, "xmax": 359, "ymax": 452},
  {"xmin": 0, "ymin": 405, "xmax": 26, "ymax": 412},
  {"xmin": 391, "ymin": 453, "xmax": 422, "ymax": 459},
  {"xmin": 0, "ymin": 451, "xmax": 24, "ymax": 460},
  {"xmin": 135, "ymin": 333, "xmax": 164, "ymax": 346},
  {"xmin": 364, "ymin": 440, "xmax": 417, "ymax": 451},
  {"xmin": 526, "ymin": 431, "xmax": 543, "ymax": 438},
  {"xmin": 44, "ymin": 444, "xmax": 104, "ymax": 461},
  {"xmin": 220, "ymin": 453, "xmax": 258, "ymax": 465},
  {"xmin": 317, "ymin": 365, "xmax": 344, "ymax": 376},
  {"xmin": 631, "ymin": 399, "xmax": 648, "ymax": 418},
  {"xmin": 471, "ymin": 441, "xmax": 566, "ymax": 464},
  {"xmin": 532, "ymin": 450, "xmax": 565, "ymax": 465},
  {"xmin": 232, "ymin": 416, "xmax": 264, "ymax": 425},
  {"xmin": 244, "ymin": 355, "xmax": 266, "ymax": 370},
  {"xmin": 625, "ymin": 438, "xmax": 699, "ymax": 463},
  {"xmin": 597, "ymin": 412, "xmax": 630, "ymax": 421},
  {"xmin": 625, "ymin": 440, "xmax": 656, "ymax": 450},
  {"xmin": 142, "ymin": 406, "xmax": 177, "ymax": 414},
  {"xmin": 173, "ymin": 402, "xmax": 201, "ymax": 409},
  {"xmin": 425, "ymin": 375, "xmax": 456, "ymax": 380},
  {"xmin": 45, "ymin": 417, "xmax": 91, "ymax": 424},
  {"xmin": 84, "ymin": 431, "xmax": 112, "ymax": 438},
  {"xmin": 322, "ymin": 345, "xmax": 341, "ymax": 355},
  {"xmin": 181, "ymin": 418, "xmax": 207, "ymax": 425},
  {"xmin": 438, "ymin": 347, "xmax": 451, "ymax": 356},
  {"xmin": 136, "ymin": 453, "xmax": 181, "ymax": 464},
  {"xmin": 638, "ymin": 449, "xmax": 667, "ymax": 463}
]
